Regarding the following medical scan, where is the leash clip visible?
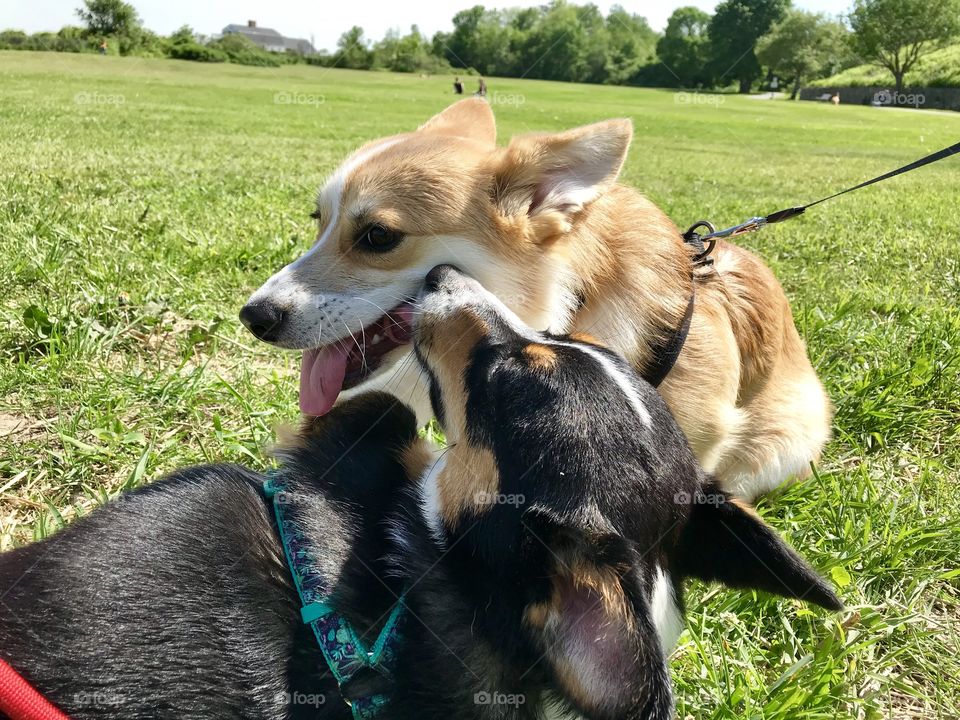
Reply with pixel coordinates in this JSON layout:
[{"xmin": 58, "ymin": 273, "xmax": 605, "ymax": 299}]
[
  {"xmin": 702, "ymin": 215, "xmax": 769, "ymax": 241},
  {"xmin": 683, "ymin": 214, "xmax": 777, "ymax": 265},
  {"xmin": 681, "ymin": 220, "xmax": 717, "ymax": 267}
]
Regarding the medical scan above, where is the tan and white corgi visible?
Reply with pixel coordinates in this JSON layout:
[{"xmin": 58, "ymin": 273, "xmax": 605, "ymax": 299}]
[{"xmin": 240, "ymin": 99, "xmax": 831, "ymax": 500}]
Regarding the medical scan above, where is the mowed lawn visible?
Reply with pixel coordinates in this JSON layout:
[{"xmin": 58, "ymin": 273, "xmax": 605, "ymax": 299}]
[{"xmin": 2, "ymin": 50, "xmax": 959, "ymax": 718}]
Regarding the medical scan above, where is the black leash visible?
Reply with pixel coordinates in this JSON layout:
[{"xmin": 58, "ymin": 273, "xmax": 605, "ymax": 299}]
[
  {"xmin": 682, "ymin": 139, "xmax": 960, "ymax": 251},
  {"xmin": 644, "ymin": 140, "xmax": 960, "ymax": 387}
]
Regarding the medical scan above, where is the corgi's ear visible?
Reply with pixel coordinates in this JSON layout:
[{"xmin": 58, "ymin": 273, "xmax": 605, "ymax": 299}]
[
  {"xmin": 673, "ymin": 482, "xmax": 843, "ymax": 612},
  {"xmin": 523, "ymin": 515, "xmax": 674, "ymax": 720},
  {"xmin": 494, "ymin": 119, "xmax": 632, "ymax": 240},
  {"xmin": 417, "ymin": 98, "xmax": 496, "ymax": 146}
]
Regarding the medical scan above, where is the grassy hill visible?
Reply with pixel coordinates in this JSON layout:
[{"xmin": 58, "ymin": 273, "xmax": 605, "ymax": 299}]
[
  {"xmin": 1, "ymin": 51, "xmax": 960, "ymax": 719},
  {"xmin": 812, "ymin": 42, "xmax": 960, "ymax": 88}
]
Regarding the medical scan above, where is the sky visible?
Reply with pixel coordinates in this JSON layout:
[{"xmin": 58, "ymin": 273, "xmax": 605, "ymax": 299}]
[{"xmin": 3, "ymin": 0, "xmax": 847, "ymax": 53}]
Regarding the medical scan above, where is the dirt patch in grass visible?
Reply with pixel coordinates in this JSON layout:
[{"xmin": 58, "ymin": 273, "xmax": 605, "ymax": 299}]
[
  {"xmin": 0, "ymin": 412, "xmax": 24, "ymax": 437},
  {"xmin": 0, "ymin": 411, "xmax": 44, "ymax": 440}
]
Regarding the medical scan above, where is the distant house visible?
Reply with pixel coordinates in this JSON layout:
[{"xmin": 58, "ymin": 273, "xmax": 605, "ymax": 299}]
[{"xmin": 221, "ymin": 20, "xmax": 315, "ymax": 55}]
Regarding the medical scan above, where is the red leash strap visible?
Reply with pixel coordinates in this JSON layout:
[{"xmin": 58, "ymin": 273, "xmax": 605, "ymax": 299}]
[{"xmin": 0, "ymin": 658, "xmax": 69, "ymax": 720}]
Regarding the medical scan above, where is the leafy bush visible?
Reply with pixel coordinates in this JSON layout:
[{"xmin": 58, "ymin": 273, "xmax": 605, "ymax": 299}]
[
  {"xmin": 305, "ymin": 53, "xmax": 335, "ymax": 67},
  {"xmin": 0, "ymin": 30, "xmax": 29, "ymax": 49},
  {"xmin": 208, "ymin": 34, "xmax": 281, "ymax": 67},
  {"xmin": 631, "ymin": 62, "xmax": 681, "ymax": 88},
  {"xmin": 168, "ymin": 41, "xmax": 227, "ymax": 63},
  {"xmin": 168, "ymin": 25, "xmax": 195, "ymax": 45},
  {"xmin": 128, "ymin": 28, "xmax": 168, "ymax": 58},
  {"xmin": 24, "ymin": 32, "xmax": 57, "ymax": 51},
  {"xmin": 55, "ymin": 26, "xmax": 88, "ymax": 53},
  {"xmin": 0, "ymin": 27, "xmax": 94, "ymax": 53}
]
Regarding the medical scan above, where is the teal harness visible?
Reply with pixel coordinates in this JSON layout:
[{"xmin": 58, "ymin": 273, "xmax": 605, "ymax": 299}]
[{"xmin": 264, "ymin": 472, "xmax": 406, "ymax": 719}]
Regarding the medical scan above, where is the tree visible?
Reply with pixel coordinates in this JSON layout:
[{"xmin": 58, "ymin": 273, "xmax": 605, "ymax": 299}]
[
  {"xmin": 374, "ymin": 26, "xmax": 444, "ymax": 73},
  {"xmin": 708, "ymin": 0, "xmax": 789, "ymax": 93},
  {"xmin": 757, "ymin": 11, "xmax": 849, "ymax": 98},
  {"xmin": 75, "ymin": 0, "xmax": 140, "ymax": 37},
  {"xmin": 334, "ymin": 26, "xmax": 374, "ymax": 69},
  {"xmin": 517, "ymin": 1, "xmax": 592, "ymax": 82},
  {"xmin": 604, "ymin": 6, "xmax": 657, "ymax": 84},
  {"xmin": 849, "ymin": 0, "xmax": 960, "ymax": 93},
  {"xmin": 656, "ymin": 6, "xmax": 712, "ymax": 88},
  {"xmin": 443, "ymin": 5, "xmax": 487, "ymax": 71},
  {"xmin": 428, "ymin": 2, "xmax": 685, "ymax": 85},
  {"xmin": 466, "ymin": 9, "xmax": 519, "ymax": 76},
  {"xmin": 169, "ymin": 25, "xmax": 195, "ymax": 46}
]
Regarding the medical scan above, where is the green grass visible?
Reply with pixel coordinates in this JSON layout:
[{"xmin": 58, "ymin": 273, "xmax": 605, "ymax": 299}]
[
  {"xmin": 814, "ymin": 43, "xmax": 960, "ymax": 88},
  {"xmin": 1, "ymin": 51, "xmax": 959, "ymax": 718}
]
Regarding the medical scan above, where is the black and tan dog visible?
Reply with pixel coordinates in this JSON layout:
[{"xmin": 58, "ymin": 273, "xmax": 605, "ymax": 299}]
[
  {"xmin": 0, "ymin": 268, "xmax": 839, "ymax": 719},
  {"xmin": 389, "ymin": 265, "xmax": 840, "ymax": 719}
]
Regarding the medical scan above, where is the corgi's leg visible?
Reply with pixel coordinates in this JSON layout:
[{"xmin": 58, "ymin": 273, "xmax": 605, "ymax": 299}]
[
  {"xmin": 713, "ymin": 371, "xmax": 832, "ymax": 501},
  {"xmin": 656, "ymin": 318, "xmax": 745, "ymax": 478}
]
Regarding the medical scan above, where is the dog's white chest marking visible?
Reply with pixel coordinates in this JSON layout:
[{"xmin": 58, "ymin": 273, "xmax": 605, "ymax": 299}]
[
  {"xmin": 418, "ymin": 449, "xmax": 448, "ymax": 546},
  {"xmin": 650, "ymin": 566, "xmax": 684, "ymax": 653}
]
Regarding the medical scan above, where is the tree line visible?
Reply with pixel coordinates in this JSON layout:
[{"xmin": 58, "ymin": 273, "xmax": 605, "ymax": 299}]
[{"xmin": 2, "ymin": 0, "xmax": 958, "ymax": 94}]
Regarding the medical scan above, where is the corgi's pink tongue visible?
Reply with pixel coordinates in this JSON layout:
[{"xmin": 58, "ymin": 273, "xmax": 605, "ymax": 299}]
[{"xmin": 299, "ymin": 344, "xmax": 349, "ymax": 416}]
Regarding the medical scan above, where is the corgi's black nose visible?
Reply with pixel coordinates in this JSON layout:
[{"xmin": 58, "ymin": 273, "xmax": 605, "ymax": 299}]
[
  {"xmin": 239, "ymin": 301, "xmax": 287, "ymax": 342},
  {"xmin": 424, "ymin": 264, "xmax": 463, "ymax": 292}
]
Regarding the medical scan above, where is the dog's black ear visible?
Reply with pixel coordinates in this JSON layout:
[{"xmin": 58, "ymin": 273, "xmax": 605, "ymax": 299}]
[
  {"xmin": 673, "ymin": 482, "xmax": 842, "ymax": 611},
  {"xmin": 523, "ymin": 513, "xmax": 674, "ymax": 720},
  {"xmin": 276, "ymin": 392, "xmax": 420, "ymax": 506}
]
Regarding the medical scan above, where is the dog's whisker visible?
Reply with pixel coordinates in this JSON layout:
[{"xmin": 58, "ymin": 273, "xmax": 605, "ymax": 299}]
[
  {"xmin": 381, "ymin": 293, "xmax": 425, "ymax": 310},
  {"xmin": 340, "ymin": 319, "xmax": 364, "ymax": 366},
  {"xmin": 351, "ymin": 296, "xmax": 401, "ymax": 319},
  {"xmin": 390, "ymin": 351, "xmax": 422, "ymax": 400}
]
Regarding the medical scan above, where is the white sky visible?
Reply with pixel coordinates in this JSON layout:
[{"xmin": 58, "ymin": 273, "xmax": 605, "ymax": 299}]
[{"xmin": 3, "ymin": 0, "xmax": 847, "ymax": 53}]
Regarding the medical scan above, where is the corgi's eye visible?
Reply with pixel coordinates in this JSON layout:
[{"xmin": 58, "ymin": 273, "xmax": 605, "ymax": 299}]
[
  {"xmin": 309, "ymin": 209, "xmax": 322, "ymax": 221},
  {"xmin": 357, "ymin": 224, "xmax": 403, "ymax": 252}
]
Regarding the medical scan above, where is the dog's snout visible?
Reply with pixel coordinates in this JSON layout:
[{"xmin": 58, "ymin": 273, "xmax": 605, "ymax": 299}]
[
  {"xmin": 239, "ymin": 301, "xmax": 287, "ymax": 342},
  {"xmin": 424, "ymin": 264, "xmax": 463, "ymax": 293}
]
